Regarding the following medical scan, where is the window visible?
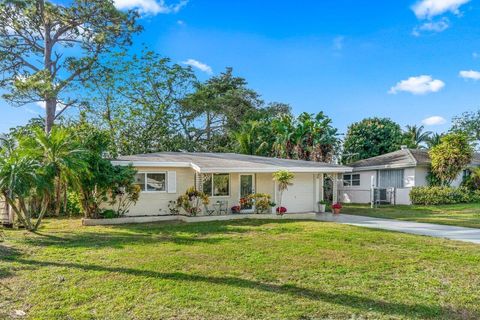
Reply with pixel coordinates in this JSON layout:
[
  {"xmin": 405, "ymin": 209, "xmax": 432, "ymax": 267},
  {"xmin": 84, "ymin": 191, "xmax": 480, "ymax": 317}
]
[
  {"xmin": 202, "ymin": 173, "xmax": 230, "ymax": 196},
  {"xmin": 343, "ymin": 174, "xmax": 360, "ymax": 187},
  {"xmin": 378, "ymin": 170, "xmax": 403, "ymax": 188},
  {"xmin": 135, "ymin": 173, "xmax": 166, "ymax": 192}
]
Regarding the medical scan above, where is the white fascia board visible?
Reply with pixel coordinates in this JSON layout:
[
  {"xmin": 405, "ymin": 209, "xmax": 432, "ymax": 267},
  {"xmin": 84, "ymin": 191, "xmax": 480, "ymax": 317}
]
[
  {"xmin": 111, "ymin": 160, "xmax": 353, "ymax": 173},
  {"xmin": 351, "ymin": 164, "xmax": 416, "ymax": 172},
  {"xmin": 111, "ymin": 161, "xmax": 192, "ymax": 168},
  {"xmin": 197, "ymin": 167, "xmax": 353, "ymax": 173}
]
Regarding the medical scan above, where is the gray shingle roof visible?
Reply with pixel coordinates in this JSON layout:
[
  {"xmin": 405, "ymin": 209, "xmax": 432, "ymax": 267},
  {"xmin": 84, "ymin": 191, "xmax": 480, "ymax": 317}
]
[
  {"xmin": 113, "ymin": 152, "xmax": 352, "ymax": 173},
  {"xmin": 349, "ymin": 149, "xmax": 480, "ymax": 171}
]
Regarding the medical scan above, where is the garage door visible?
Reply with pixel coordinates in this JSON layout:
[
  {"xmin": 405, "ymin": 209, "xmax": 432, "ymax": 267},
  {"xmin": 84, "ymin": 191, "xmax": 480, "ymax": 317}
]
[{"xmin": 281, "ymin": 173, "xmax": 314, "ymax": 213}]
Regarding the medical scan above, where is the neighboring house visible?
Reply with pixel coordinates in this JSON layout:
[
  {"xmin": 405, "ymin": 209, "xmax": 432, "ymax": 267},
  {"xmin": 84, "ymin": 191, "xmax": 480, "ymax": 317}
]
[
  {"xmin": 112, "ymin": 152, "xmax": 352, "ymax": 216},
  {"xmin": 0, "ymin": 197, "xmax": 11, "ymax": 226},
  {"xmin": 339, "ymin": 147, "xmax": 480, "ymax": 205}
]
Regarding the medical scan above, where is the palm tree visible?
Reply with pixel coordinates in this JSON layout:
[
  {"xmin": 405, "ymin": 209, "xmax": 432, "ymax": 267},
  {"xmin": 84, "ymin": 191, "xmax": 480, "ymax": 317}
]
[
  {"xmin": 404, "ymin": 125, "xmax": 432, "ymax": 149},
  {"xmin": 272, "ymin": 170, "xmax": 294, "ymax": 213},
  {"xmin": 20, "ymin": 128, "xmax": 87, "ymax": 216},
  {"xmin": 426, "ymin": 133, "xmax": 443, "ymax": 149},
  {"xmin": 234, "ymin": 121, "xmax": 271, "ymax": 156},
  {"xmin": 0, "ymin": 153, "xmax": 52, "ymax": 231}
]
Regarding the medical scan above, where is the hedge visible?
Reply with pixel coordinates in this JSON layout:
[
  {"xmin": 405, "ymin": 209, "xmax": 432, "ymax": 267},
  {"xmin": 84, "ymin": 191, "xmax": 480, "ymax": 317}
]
[{"xmin": 410, "ymin": 186, "xmax": 480, "ymax": 205}]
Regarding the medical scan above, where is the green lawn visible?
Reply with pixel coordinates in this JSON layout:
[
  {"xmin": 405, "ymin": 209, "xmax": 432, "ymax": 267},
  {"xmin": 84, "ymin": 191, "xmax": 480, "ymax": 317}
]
[
  {"xmin": 342, "ymin": 203, "xmax": 480, "ymax": 228},
  {"xmin": 1, "ymin": 219, "xmax": 480, "ymax": 319}
]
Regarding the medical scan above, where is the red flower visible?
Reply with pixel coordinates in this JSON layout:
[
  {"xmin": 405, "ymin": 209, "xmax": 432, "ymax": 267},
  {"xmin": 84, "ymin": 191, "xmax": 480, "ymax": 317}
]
[
  {"xmin": 332, "ymin": 203, "xmax": 342, "ymax": 209},
  {"xmin": 276, "ymin": 206, "xmax": 287, "ymax": 214},
  {"xmin": 231, "ymin": 205, "xmax": 241, "ymax": 213}
]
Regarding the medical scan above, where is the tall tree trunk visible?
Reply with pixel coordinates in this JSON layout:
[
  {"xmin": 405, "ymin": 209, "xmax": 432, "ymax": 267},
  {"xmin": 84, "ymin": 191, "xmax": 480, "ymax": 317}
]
[
  {"xmin": 45, "ymin": 98, "xmax": 56, "ymax": 133},
  {"xmin": 43, "ymin": 2, "xmax": 55, "ymax": 134},
  {"xmin": 55, "ymin": 175, "xmax": 62, "ymax": 216}
]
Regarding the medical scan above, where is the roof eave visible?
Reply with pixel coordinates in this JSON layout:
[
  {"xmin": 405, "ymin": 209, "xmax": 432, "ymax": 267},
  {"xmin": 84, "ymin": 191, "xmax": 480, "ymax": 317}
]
[
  {"xmin": 352, "ymin": 163, "xmax": 417, "ymax": 171},
  {"xmin": 112, "ymin": 160, "xmax": 353, "ymax": 173},
  {"xmin": 198, "ymin": 167, "xmax": 353, "ymax": 173}
]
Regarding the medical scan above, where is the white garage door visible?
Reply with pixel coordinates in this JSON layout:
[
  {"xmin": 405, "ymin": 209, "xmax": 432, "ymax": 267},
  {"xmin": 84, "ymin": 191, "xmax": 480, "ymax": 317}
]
[{"xmin": 281, "ymin": 173, "xmax": 314, "ymax": 213}]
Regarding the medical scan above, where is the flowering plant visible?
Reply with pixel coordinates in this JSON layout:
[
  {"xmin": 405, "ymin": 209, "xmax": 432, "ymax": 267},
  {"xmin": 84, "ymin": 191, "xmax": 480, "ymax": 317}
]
[
  {"xmin": 332, "ymin": 202, "xmax": 342, "ymax": 209},
  {"xmin": 231, "ymin": 205, "xmax": 241, "ymax": 213},
  {"xmin": 240, "ymin": 197, "xmax": 253, "ymax": 209},
  {"xmin": 276, "ymin": 206, "xmax": 287, "ymax": 214}
]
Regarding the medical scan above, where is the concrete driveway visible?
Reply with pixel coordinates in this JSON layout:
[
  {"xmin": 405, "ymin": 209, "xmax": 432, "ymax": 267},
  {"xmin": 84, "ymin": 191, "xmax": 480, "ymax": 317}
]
[{"xmin": 316, "ymin": 213, "xmax": 480, "ymax": 244}]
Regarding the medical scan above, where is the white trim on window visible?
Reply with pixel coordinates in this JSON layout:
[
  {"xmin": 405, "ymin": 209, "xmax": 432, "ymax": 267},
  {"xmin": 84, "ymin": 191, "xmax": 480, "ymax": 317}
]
[
  {"xmin": 202, "ymin": 173, "xmax": 231, "ymax": 197},
  {"xmin": 343, "ymin": 173, "xmax": 360, "ymax": 187},
  {"xmin": 135, "ymin": 172, "xmax": 168, "ymax": 193}
]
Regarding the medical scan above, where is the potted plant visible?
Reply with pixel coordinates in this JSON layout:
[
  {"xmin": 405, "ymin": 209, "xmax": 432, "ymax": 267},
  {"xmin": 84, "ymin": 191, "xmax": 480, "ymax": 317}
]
[
  {"xmin": 317, "ymin": 200, "xmax": 327, "ymax": 213},
  {"xmin": 332, "ymin": 202, "xmax": 342, "ymax": 214},
  {"xmin": 276, "ymin": 206, "xmax": 287, "ymax": 215},
  {"xmin": 231, "ymin": 205, "xmax": 241, "ymax": 214}
]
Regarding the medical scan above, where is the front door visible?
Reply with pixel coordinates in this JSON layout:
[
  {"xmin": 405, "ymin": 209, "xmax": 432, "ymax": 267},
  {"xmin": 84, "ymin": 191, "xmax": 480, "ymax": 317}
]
[{"xmin": 239, "ymin": 174, "xmax": 255, "ymax": 213}]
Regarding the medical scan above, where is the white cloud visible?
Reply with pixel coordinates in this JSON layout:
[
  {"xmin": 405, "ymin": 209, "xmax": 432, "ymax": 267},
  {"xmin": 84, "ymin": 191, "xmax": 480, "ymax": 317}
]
[
  {"xmin": 333, "ymin": 36, "xmax": 344, "ymax": 50},
  {"xmin": 35, "ymin": 101, "xmax": 46, "ymax": 109},
  {"xmin": 182, "ymin": 59, "xmax": 213, "ymax": 74},
  {"xmin": 459, "ymin": 70, "xmax": 480, "ymax": 80},
  {"xmin": 34, "ymin": 101, "xmax": 66, "ymax": 112},
  {"xmin": 413, "ymin": 17, "xmax": 449, "ymax": 35},
  {"xmin": 412, "ymin": 0, "xmax": 470, "ymax": 19},
  {"xmin": 114, "ymin": 0, "xmax": 188, "ymax": 15},
  {"xmin": 422, "ymin": 116, "xmax": 447, "ymax": 126},
  {"xmin": 389, "ymin": 75, "xmax": 445, "ymax": 95}
]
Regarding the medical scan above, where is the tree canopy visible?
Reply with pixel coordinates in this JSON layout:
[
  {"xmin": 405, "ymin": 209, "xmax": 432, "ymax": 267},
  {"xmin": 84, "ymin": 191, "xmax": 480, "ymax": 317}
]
[
  {"xmin": 451, "ymin": 110, "xmax": 480, "ymax": 150},
  {"xmin": 0, "ymin": 0, "xmax": 140, "ymax": 132},
  {"xmin": 342, "ymin": 117, "xmax": 404, "ymax": 163}
]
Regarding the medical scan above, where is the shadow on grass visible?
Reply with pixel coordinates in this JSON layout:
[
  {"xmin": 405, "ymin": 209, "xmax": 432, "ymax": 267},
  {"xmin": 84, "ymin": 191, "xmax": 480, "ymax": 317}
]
[
  {"xmin": 1, "ymin": 257, "xmax": 464, "ymax": 319},
  {"xmin": 23, "ymin": 219, "xmax": 304, "ymax": 250},
  {"xmin": 0, "ymin": 244, "xmax": 21, "ymax": 280}
]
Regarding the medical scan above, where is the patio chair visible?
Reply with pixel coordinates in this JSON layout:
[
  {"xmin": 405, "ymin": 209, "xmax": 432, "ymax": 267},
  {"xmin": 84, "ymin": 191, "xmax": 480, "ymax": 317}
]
[
  {"xmin": 203, "ymin": 204, "xmax": 216, "ymax": 216},
  {"xmin": 217, "ymin": 200, "xmax": 228, "ymax": 215}
]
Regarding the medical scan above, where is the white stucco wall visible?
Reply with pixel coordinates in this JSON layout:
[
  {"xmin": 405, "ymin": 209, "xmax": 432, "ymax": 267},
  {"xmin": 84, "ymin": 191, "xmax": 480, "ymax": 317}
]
[
  {"xmin": 127, "ymin": 167, "xmax": 195, "ymax": 216},
  {"xmin": 338, "ymin": 170, "xmax": 376, "ymax": 204},
  {"xmin": 123, "ymin": 168, "xmax": 320, "ymax": 216},
  {"xmin": 415, "ymin": 166, "xmax": 429, "ymax": 186},
  {"xmin": 403, "ymin": 168, "xmax": 415, "ymax": 188},
  {"xmin": 338, "ymin": 166, "xmax": 430, "ymax": 205}
]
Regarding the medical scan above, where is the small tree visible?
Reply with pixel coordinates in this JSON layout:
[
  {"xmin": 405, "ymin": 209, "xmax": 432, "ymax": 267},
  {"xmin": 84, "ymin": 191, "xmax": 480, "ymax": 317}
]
[
  {"xmin": 429, "ymin": 133, "xmax": 473, "ymax": 185},
  {"xmin": 73, "ymin": 124, "xmax": 139, "ymax": 218},
  {"xmin": 273, "ymin": 170, "xmax": 294, "ymax": 212},
  {"xmin": 0, "ymin": 151, "xmax": 52, "ymax": 231}
]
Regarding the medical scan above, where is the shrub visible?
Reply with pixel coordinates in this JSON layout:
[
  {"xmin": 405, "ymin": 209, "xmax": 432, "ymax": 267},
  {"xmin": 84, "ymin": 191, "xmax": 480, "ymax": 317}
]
[
  {"xmin": 410, "ymin": 186, "xmax": 480, "ymax": 205},
  {"xmin": 99, "ymin": 209, "xmax": 118, "ymax": 219},
  {"xmin": 176, "ymin": 187, "xmax": 209, "ymax": 216},
  {"xmin": 247, "ymin": 193, "xmax": 276, "ymax": 214}
]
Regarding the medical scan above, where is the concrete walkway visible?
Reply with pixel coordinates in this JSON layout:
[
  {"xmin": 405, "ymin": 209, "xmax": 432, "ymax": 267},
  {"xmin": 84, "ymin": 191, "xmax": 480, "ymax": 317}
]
[{"xmin": 316, "ymin": 213, "xmax": 480, "ymax": 244}]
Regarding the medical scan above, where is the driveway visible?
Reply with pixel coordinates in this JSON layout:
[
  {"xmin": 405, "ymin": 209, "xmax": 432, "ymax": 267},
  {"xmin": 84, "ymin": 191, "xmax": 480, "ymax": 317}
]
[{"xmin": 316, "ymin": 213, "xmax": 480, "ymax": 244}]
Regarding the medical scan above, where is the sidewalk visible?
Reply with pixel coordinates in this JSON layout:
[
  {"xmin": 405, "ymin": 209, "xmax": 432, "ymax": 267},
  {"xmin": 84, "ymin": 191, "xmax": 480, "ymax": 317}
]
[{"xmin": 316, "ymin": 213, "xmax": 480, "ymax": 244}]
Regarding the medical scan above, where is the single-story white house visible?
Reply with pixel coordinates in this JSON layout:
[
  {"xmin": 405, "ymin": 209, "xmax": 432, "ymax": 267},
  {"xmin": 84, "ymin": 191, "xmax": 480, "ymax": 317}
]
[
  {"xmin": 112, "ymin": 152, "xmax": 352, "ymax": 216},
  {"xmin": 338, "ymin": 147, "xmax": 480, "ymax": 205}
]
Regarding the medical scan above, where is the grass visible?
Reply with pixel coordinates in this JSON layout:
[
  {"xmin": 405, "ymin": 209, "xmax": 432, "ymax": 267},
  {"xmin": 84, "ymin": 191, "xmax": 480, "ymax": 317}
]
[
  {"xmin": 1, "ymin": 219, "xmax": 480, "ymax": 319},
  {"xmin": 342, "ymin": 203, "xmax": 480, "ymax": 228}
]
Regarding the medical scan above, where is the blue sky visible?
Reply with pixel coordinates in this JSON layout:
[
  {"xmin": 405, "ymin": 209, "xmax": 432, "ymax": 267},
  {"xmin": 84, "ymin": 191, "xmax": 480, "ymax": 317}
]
[{"xmin": 2, "ymin": 0, "xmax": 480, "ymax": 134}]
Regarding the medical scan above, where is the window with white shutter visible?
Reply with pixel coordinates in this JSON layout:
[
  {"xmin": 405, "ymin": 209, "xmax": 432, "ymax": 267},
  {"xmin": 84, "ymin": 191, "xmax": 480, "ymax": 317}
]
[{"xmin": 167, "ymin": 171, "xmax": 177, "ymax": 193}]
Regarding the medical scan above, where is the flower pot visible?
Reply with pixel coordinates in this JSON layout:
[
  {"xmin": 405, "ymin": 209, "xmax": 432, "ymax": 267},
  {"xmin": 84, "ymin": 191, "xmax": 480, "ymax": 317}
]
[
  {"xmin": 318, "ymin": 204, "xmax": 326, "ymax": 213},
  {"xmin": 333, "ymin": 208, "xmax": 341, "ymax": 214}
]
